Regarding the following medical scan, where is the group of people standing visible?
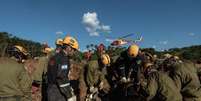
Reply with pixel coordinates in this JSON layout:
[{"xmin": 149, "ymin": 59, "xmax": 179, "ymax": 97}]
[{"xmin": 1, "ymin": 35, "xmax": 201, "ymax": 101}]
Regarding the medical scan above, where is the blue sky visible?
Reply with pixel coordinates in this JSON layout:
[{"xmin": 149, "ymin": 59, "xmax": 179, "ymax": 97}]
[{"xmin": 0, "ymin": 0, "xmax": 201, "ymax": 51}]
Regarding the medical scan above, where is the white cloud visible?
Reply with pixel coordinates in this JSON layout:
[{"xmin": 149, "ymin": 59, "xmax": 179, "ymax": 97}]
[
  {"xmin": 82, "ymin": 12, "xmax": 111, "ymax": 36},
  {"xmin": 91, "ymin": 32, "xmax": 99, "ymax": 36},
  {"xmin": 100, "ymin": 25, "xmax": 111, "ymax": 33},
  {"xmin": 160, "ymin": 49, "xmax": 165, "ymax": 52},
  {"xmin": 159, "ymin": 40, "xmax": 168, "ymax": 45},
  {"xmin": 56, "ymin": 31, "xmax": 63, "ymax": 35},
  {"xmin": 187, "ymin": 32, "xmax": 195, "ymax": 36},
  {"xmin": 152, "ymin": 45, "xmax": 156, "ymax": 49},
  {"xmin": 105, "ymin": 38, "xmax": 114, "ymax": 42}
]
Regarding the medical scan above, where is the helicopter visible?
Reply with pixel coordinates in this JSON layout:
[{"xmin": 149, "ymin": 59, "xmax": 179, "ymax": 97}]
[{"xmin": 106, "ymin": 33, "xmax": 143, "ymax": 46}]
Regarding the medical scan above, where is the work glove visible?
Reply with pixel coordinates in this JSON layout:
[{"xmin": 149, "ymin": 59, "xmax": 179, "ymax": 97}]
[
  {"xmin": 99, "ymin": 81, "xmax": 104, "ymax": 90},
  {"xmin": 89, "ymin": 86, "xmax": 98, "ymax": 93},
  {"xmin": 127, "ymin": 78, "xmax": 131, "ymax": 82}
]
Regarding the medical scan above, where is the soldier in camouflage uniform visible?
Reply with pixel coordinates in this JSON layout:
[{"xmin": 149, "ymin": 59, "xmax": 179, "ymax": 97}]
[
  {"xmin": 31, "ymin": 47, "xmax": 51, "ymax": 101},
  {"xmin": 163, "ymin": 58, "xmax": 201, "ymax": 101},
  {"xmin": 85, "ymin": 54, "xmax": 111, "ymax": 101},
  {"xmin": 77, "ymin": 50, "xmax": 93, "ymax": 101},
  {"xmin": 139, "ymin": 61, "xmax": 182, "ymax": 101},
  {"xmin": 140, "ymin": 71, "xmax": 182, "ymax": 101},
  {"xmin": 128, "ymin": 53, "xmax": 182, "ymax": 101},
  {"xmin": 0, "ymin": 57, "xmax": 32, "ymax": 101}
]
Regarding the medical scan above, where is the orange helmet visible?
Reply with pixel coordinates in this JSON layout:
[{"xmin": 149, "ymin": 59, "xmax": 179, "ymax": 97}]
[
  {"xmin": 63, "ymin": 36, "xmax": 79, "ymax": 50},
  {"xmin": 101, "ymin": 54, "xmax": 111, "ymax": 65},
  {"xmin": 55, "ymin": 38, "xmax": 63, "ymax": 46},
  {"xmin": 127, "ymin": 44, "xmax": 139, "ymax": 58}
]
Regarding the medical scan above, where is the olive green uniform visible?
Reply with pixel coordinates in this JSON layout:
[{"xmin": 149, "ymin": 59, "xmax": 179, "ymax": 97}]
[
  {"xmin": 141, "ymin": 71, "xmax": 182, "ymax": 101},
  {"xmin": 32, "ymin": 56, "xmax": 48, "ymax": 83},
  {"xmin": 169, "ymin": 62, "xmax": 201, "ymax": 101},
  {"xmin": 85, "ymin": 60, "xmax": 111, "ymax": 101},
  {"xmin": 78, "ymin": 60, "xmax": 88, "ymax": 101},
  {"xmin": 0, "ymin": 57, "xmax": 32, "ymax": 101},
  {"xmin": 32, "ymin": 56, "xmax": 49, "ymax": 101},
  {"xmin": 86, "ymin": 60, "xmax": 104, "ymax": 87}
]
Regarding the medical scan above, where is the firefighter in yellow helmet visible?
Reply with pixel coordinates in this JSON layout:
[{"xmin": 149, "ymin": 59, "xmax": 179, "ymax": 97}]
[
  {"xmin": 0, "ymin": 57, "xmax": 32, "ymax": 101},
  {"xmin": 114, "ymin": 44, "xmax": 141, "ymax": 83},
  {"xmin": 47, "ymin": 35, "xmax": 79, "ymax": 101},
  {"xmin": 55, "ymin": 38, "xmax": 63, "ymax": 54},
  {"xmin": 13, "ymin": 45, "xmax": 29, "ymax": 63},
  {"xmin": 31, "ymin": 47, "xmax": 52, "ymax": 101},
  {"xmin": 112, "ymin": 44, "xmax": 145, "ymax": 101},
  {"xmin": 85, "ymin": 54, "xmax": 111, "ymax": 101}
]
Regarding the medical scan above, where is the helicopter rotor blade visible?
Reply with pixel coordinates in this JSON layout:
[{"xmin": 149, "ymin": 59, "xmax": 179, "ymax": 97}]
[{"xmin": 121, "ymin": 33, "xmax": 134, "ymax": 39}]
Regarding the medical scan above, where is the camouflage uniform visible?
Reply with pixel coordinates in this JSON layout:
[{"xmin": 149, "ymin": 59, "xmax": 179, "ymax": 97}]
[
  {"xmin": 169, "ymin": 62, "xmax": 201, "ymax": 101},
  {"xmin": 78, "ymin": 61, "xmax": 88, "ymax": 101},
  {"xmin": 86, "ymin": 59, "xmax": 111, "ymax": 101},
  {"xmin": 32, "ymin": 56, "xmax": 49, "ymax": 101},
  {"xmin": 105, "ymin": 55, "xmax": 119, "ymax": 82},
  {"xmin": 196, "ymin": 63, "xmax": 201, "ymax": 82},
  {"xmin": 0, "ymin": 57, "xmax": 32, "ymax": 101},
  {"xmin": 32, "ymin": 57, "xmax": 49, "ymax": 82},
  {"xmin": 141, "ymin": 71, "xmax": 182, "ymax": 101},
  {"xmin": 68, "ymin": 59, "xmax": 85, "ymax": 101},
  {"xmin": 86, "ymin": 60, "xmax": 104, "ymax": 88}
]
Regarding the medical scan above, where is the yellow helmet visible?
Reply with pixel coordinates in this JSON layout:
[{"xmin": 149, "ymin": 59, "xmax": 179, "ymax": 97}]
[
  {"xmin": 127, "ymin": 44, "xmax": 139, "ymax": 58},
  {"xmin": 101, "ymin": 54, "xmax": 111, "ymax": 65},
  {"xmin": 55, "ymin": 38, "xmax": 63, "ymax": 45},
  {"xmin": 42, "ymin": 47, "xmax": 52, "ymax": 54},
  {"xmin": 63, "ymin": 36, "xmax": 79, "ymax": 50},
  {"xmin": 14, "ymin": 45, "xmax": 29, "ymax": 56}
]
